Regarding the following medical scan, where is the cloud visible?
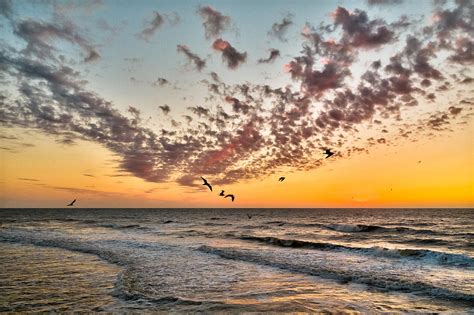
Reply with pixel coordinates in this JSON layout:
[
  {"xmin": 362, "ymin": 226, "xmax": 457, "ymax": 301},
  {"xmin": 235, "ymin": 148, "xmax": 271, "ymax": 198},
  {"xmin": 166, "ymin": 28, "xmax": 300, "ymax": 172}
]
[
  {"xmin": 0, "ymin": 51, "xmax": 176, "ymax": 182},
  {"xmin": 331, "ymin": 6, "xmax": 394, "ymax": 48},
  {"xmin": 48, "ymin": 185, "xmax": 120, "ymax": 197},
  {"xmin": 197, "ymin": 6, "xmax": 231, "ymax": 39},
  {"xmin": 0, "ymin": 0, "xmax": 12, "ymax": 19},
  {"xmin": 17, "ymin": 177, "xmax": 39, "ymax": 181},
  {"xmin": 159, "ymin": 104, "xmax": 170, "ymax": 115},
  {"xmin": 367, "ymin": 0, "xmax": 403, "ymax": 6},
  {"xmin": 268, "ymin": 14, "xmax": 293, "ymax": 42},
  {"xmin": 136, "ymin": 11, "xmax": 164, "ymax": 41},
  {"xmin": 176, "ymin": 44, "xmax": 206, "ymax": 71},
  {"xmin": 14, "ymin": 19, "xmax": 100, "ymax": 62},
  {"xmin": 448, "ymin": 106, "xmax": 462, "ymax": 115},
  {"xmin": 427, "ymin": 112, "xmax": 450, "ymax": 130},
  {"xmin": 0, "ymin": 134, "xmax": 18, "ymax": 140},
  {"xmin": 448, "ymin": 37, "xmax": 473, "ymax": 64},
  {"xmin": 431, "ymin": 0, "xmax": 473, "ymax": 38},
  {"xmin": 285, "ymin": 59, "xmax": 351, "ymax": 97},
  {"xmin": 225, "ymin": 96, "xmax": 253, "ymax": 114},
  {"xmin": 52, "ymin": 0, "xmax": 103, "ymax": 16},
  {"xmin": 153, "ymin": 77, "xmax": 169, "ymax": 87},
  {"xmin": 212, "ymin": 38, "xmax": 247, "ymax": 69},
  {"xmin": 404, "ymin": 36, "xmax": 443, "ymax": 79},
  {"xmin": 429, "ymin": 0, "xmax": 473, "ymax": 64},
  {"xmin": 1, "ymin": 1, "xmax": 471, "ymax": 190},
  {"xmin": 258, "ymin": 49, "xmax": 280, "ymax": 63}
]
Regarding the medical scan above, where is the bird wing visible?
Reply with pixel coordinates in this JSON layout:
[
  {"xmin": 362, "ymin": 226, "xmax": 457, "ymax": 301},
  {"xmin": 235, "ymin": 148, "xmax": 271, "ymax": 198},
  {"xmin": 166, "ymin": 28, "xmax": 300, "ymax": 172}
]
[
  {"xmin": 201, "ymin": 177, "xmax": 208, "ymax": 184},
  {"xmin": 206, "ymin": 183, "xmax": 212, "ymax": 191}
]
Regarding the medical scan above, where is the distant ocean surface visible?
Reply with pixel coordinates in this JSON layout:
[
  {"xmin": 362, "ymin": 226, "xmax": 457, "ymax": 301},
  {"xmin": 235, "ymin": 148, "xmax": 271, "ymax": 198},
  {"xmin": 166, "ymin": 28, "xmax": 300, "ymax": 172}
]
[{"xmin": 0, "ymin": 208, "xmax": 473, "ymax": 313}]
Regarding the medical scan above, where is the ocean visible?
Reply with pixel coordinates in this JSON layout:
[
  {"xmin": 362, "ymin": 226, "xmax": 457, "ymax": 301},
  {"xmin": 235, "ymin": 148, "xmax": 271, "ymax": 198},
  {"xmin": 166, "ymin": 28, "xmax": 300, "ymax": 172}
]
[{"xmin": 0, "ymin": 208, "xmax": 472, "ymax": 313}]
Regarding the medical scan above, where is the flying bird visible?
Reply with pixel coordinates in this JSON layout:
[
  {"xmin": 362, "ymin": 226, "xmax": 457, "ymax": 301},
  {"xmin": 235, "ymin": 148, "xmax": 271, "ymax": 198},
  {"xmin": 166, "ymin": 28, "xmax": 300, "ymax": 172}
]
[
  {"xmin": 324, "ymin": 149, "xmax": 334, "ymax": 159},
  {"xmin": 247, "ymin": 214, "xmax": 252, "ymax": 219},
  {"xmin": 224, "ymin": 194, "xmax": 235, "ymax": 202},
  {"xmin": 201, "ymin": 177, "xmax": 212, "ymax": 191},
  {"xmin": 278, "ymin": 177, "xmax": 285, "ymax": 182},
  {"xmin": 67, "ymin": 199, "xmax": 76, "ymax": 206},
  {"xmin": 219, "ymin": 190, "xmax": 225, "ymax": 196}
]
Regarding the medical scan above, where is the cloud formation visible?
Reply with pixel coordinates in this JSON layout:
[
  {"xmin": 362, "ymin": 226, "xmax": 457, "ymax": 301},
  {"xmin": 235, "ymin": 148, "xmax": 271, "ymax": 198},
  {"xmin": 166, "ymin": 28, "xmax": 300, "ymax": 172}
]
[
  {"xmin": 268, "ymin": 14, "xmax": 293, "ymax": 42},
  {"xmin": 331, "ymin": 6, "xmax": 394, "ymax": 48},
  {"xmin": 177, "ymin": 45, "xmax": 206, "ymax": 71},
  {"xmin": 137, "ymin": 11, "xmax": 165, "ymax": 41},
  {"xmin": 159, "ymin": 104, "xmax": 171, "ymax": 114},
  {"xmin": 0, "ymin": 0, "xmax": 472, "ymax": 190},
  {"xmin": 197, "ymin": 6, "xmax": 231, "ymax": 39},
  {"xmin": 153, "ymin": 77, "xmax": 169, "ymax": 87},
  {"xmin": 14, "ymin": 19, "xmax": 100, "ymax": 62},
  {"xmin": 212, "ymin": 39, "xmax": 247, "ymax": 69},
  {"xmin": 258, "ymin": 49, "xmax": 280, "ymax": 64}
]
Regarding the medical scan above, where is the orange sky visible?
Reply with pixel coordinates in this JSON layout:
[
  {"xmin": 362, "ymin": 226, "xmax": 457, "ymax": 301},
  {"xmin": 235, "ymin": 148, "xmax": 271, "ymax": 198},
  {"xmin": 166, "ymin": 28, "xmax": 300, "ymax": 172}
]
[{"xmin": 1, "ymin": 121, "xmax": 472, "ymax": 208}]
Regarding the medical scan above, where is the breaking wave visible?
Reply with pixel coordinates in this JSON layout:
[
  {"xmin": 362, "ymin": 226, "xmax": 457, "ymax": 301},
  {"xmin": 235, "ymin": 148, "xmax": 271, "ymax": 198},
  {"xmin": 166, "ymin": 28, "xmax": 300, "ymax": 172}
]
[
  {"xmin": 198, "ymin": 245, "xmax": 474, "ymax": 302},
  {"xmin": 237, "ymin": 235, "xmax": 474, "ymax": 268}
]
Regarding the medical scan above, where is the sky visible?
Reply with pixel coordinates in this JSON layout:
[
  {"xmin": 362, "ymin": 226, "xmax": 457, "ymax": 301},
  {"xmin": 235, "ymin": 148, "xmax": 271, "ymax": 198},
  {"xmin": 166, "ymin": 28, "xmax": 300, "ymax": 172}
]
[{"xmin": 0, "ymin": 0, "xmax": 473, "ymax": 208}]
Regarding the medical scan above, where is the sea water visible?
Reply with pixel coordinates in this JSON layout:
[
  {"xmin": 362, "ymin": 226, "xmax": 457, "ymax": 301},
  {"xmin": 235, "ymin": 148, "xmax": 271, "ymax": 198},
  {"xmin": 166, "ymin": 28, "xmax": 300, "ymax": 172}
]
[{"xmin": 0, "ymin": 208, "xmax": 472, "ymax": 313}]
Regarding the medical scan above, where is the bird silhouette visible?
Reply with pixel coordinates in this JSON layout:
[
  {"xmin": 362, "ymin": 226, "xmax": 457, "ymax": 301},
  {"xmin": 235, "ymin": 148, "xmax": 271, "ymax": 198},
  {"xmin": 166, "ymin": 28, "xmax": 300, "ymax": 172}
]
[
  {"xmin": 67, "ymin": 199, "xmax": 76, "ymax": 206},
  {"xmin": 201, "ymin": 177, "xmax": 212, "ymax": 191},
  {"xmin": 324, "ymin": 149, "xmax": 334, "ymax": 158},
  {"xmin": 224, "ymin": 194, "xmax": 235, "ymax": 202},
  {"xmin": 247, "ymin": 214, "xmax": 252, "ymax": 219},
  {"xmin": 278, "ymin": 177, "xmax": 285, "ymax": 182},
  {"xmin": 219, "ymin": 190, "xmax": 225, "ymax": 196}
]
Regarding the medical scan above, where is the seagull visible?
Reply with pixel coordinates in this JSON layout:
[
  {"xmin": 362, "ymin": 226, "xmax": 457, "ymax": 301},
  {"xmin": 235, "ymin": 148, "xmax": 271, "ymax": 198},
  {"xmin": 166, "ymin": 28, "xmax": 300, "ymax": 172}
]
[
  {"xmin": 324, "ymin": 149, "xmax": 334, "ymax": 159},
  {"xmin": 219, "ymin": 190, "xmax": 225, "ymax": 196},
  {"xmin": 67, "ymin": 199, "xmax": 76, "ymax": 207},
  {"xmin": 278, "ymin": 177, "xmax": 285, "ymax": 182},
  {"xmin": 224, "ymin": 194, "xmax": 235, "ymax": 202},
  {"xmin": 201, "ymin": 177, "xmax": 212, "ymax": 191}
]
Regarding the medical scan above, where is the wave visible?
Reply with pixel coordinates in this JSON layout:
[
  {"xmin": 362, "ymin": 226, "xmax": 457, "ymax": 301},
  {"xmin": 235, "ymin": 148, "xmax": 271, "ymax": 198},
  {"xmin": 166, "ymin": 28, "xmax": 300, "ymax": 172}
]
[
  {"xmin": 1, "ymin": 226, "xmax": 472, "ymax": 305},
  {"xmin": 203, "ymin": 222, "xmax": 232, "ymax": 227},
  {"xmin": 324, "ymin": 223, "xmax": 436, "ymax": 234},
  {"xmin": 326, "ymin": 224, "xmax": 384, "ymax": 232},
  {"xmin": 96, "ymin": 223, "xmax": 150, "ymax": 231},
  {"xmin": 198, "ymin": 245, "xmax": 474, "ymax": 302},
  {"xmin": 237, "ymin": 235, "xmax": 474, "ymax": 268},
  {"xmin": 264, "ymin": 221, "xmax": 287, "ymax": 226},
  {"xmin": 321, "ymin": 224, "xmax": 471, "ymax": 238},
  {"xmin": 114, "ymin": 274, "xmax": 204, "ymax": 306}
]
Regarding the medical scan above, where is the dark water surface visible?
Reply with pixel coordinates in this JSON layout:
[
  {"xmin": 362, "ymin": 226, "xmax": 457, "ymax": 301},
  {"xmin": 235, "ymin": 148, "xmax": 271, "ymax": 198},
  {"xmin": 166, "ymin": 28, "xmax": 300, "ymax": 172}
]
[{"xmin": 0, "ymin": 208, "xmax": 473, "ymax": 313}]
